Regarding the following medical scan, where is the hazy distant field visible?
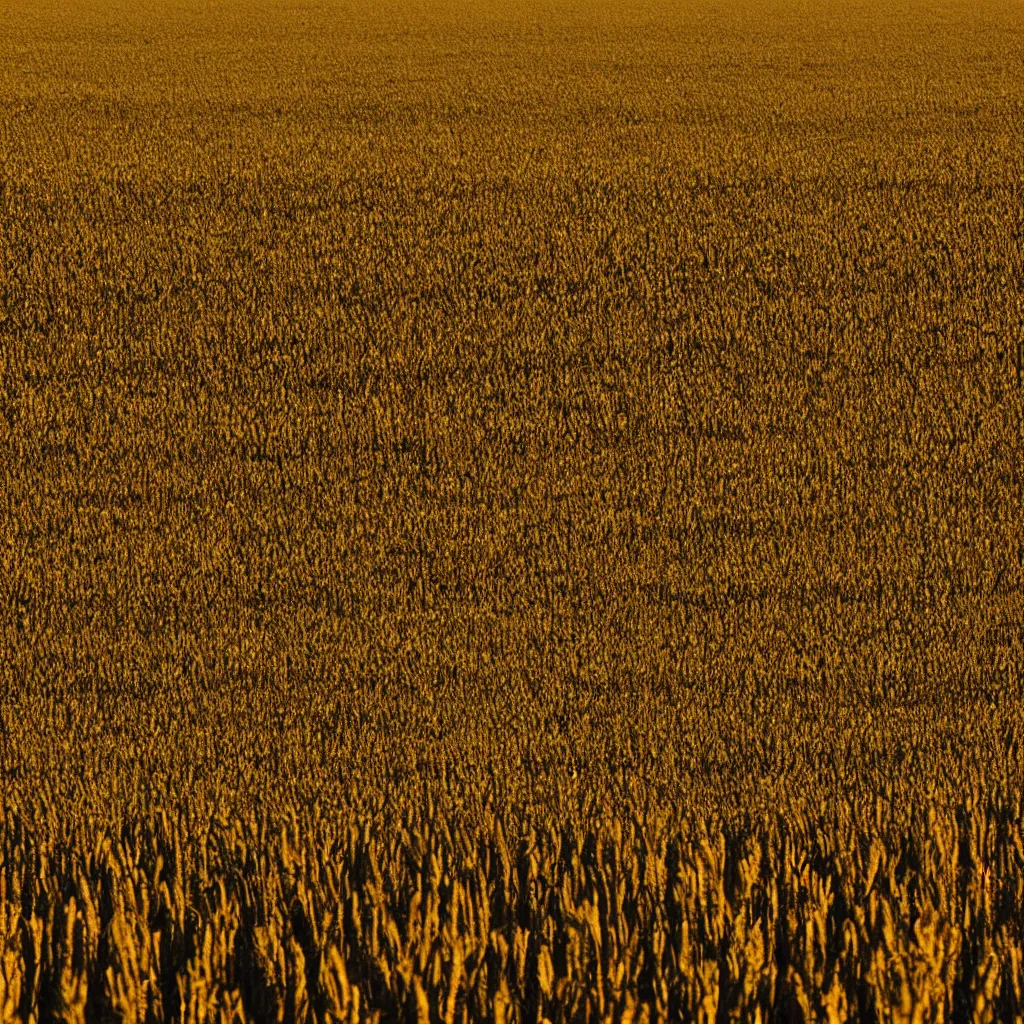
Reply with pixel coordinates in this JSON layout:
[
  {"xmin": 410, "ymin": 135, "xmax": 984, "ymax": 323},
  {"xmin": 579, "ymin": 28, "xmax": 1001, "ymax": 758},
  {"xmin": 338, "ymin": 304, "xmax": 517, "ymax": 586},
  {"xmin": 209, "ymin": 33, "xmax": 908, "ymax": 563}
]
[{"xmin": 1, "ymin": 2, "xmax": 1023, "ymax": 1020}]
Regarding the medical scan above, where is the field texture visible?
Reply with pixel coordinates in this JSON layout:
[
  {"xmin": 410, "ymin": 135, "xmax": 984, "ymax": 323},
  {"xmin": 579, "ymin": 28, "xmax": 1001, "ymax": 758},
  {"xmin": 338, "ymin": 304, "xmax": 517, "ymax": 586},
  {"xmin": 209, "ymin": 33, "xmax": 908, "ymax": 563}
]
[{"xmin": 1, "ymin": 0, "xmax": 1024, "ymax": 1020}]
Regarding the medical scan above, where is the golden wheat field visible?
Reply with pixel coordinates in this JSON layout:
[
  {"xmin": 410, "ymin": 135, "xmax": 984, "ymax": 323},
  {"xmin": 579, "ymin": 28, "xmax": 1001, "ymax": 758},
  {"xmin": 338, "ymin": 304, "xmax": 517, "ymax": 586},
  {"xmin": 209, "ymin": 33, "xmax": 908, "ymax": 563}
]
[{"xmin": 1, "ymin": 0, "xmax": 1023, "ymax": 1020}]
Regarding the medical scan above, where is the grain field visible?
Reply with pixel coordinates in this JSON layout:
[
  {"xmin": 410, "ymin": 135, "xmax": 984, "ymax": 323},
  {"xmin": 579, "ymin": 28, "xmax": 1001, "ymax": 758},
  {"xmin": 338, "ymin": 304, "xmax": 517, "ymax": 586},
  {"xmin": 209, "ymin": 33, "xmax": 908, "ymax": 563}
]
[{"xmin": 1, "ymin": 0, "xmax": 1023, "ymax": 1020}]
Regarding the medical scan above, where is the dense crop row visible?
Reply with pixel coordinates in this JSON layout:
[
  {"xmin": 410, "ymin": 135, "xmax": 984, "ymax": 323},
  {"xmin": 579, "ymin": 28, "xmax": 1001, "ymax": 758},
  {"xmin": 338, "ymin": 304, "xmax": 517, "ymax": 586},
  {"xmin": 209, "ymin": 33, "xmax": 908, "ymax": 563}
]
[{"xmin": 3, "ymin": 794, "xmax": 1024, "ymax": 1024}]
